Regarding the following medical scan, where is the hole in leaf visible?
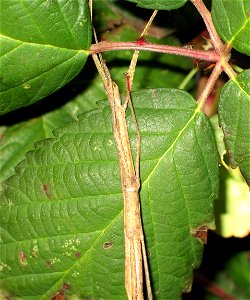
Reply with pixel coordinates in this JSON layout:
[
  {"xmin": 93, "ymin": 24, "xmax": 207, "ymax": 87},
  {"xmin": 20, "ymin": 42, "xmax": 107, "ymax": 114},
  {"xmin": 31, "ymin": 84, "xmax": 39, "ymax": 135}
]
[
  {"xmin": 63, "ymin": 283, "xmax": 71, "ymax": 290},
  {"xmin": 103, "ymin": 242, "xmax": 113, "ymax": 249}
]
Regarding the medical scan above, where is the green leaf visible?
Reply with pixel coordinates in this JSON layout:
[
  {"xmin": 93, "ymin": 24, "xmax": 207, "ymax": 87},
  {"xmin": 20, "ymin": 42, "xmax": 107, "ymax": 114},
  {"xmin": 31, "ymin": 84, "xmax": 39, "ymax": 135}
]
[
  {"xmin": 218, "ymin": 69, "xmax": 250, "ymax": 185},
  {"xmin": 210, "ymin": 116, "xmax": 250, "ymax": 238},
  {"xmin": 212, "ymin": 0, "xmax": 250, "ymax": 55},
  {"xmin": 125, "ymin": 0, "xmax": 187, "ymax": 10},
  {"xmin": 0, "ymin": 23, "xmax": 195, "ymax": 191},
  {"xmin": 0, "ymin": 0, "xmax": 92, "ymax": 116},
  {"xmin": 0, "ymin": 89, "xmax": 219, "ymax": 299},
  {"xmin": 0, "ymin": 75, "xmax": 102, "ymax": 190},
  {"xmin": 210, "ymin": 115, "xmax": 226, "ymax": 160}
]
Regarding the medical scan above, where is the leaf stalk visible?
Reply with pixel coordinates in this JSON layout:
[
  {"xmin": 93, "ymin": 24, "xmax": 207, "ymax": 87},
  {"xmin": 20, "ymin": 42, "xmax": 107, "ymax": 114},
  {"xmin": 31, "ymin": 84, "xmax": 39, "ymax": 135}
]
[
  {"xmin": 196, "ymin": 61, "xmax": 223, "ymax": 111},
  {"xmin": 90, "ymin": 41, "xmax": 221, "ymax": 62},
  {"xmin": 191, "ymin": 0, "xmax": 224, "ymax": 52}
]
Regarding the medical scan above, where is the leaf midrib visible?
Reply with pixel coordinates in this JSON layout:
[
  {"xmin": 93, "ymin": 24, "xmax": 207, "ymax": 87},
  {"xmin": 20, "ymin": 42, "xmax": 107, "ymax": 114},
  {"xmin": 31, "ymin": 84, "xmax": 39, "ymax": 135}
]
[
  {"xmin": 0, "ymin": 34, "xmax": 89, "ymax": 53},
  {"xmin": 1, "ymin": 211, "xmax": 123, "ymax": 297},
  {"xmin": 232, "ymin": 74, "xmax": 250, "ymax": 100},
  {"xmin": 142, "ymin": 110, "xmax": 198, "ymax": 186},
  {"xmin": 140, "ymin": 109, "xmax": 198, "ymax": 292},
  {"xmin": 228, "ymin": 16, "xmax": 250, "ymax": 45},
  {"xmin": 1, "ymin": 105, "xmax": 199, "ymax": 298}
]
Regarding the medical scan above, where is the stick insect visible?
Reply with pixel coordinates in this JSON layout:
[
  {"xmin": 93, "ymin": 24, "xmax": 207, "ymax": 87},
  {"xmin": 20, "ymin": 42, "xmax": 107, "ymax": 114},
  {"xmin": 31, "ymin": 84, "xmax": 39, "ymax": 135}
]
[{"xmin": 91, "ymin": 3, "xmax": 157, "ymax": 298}]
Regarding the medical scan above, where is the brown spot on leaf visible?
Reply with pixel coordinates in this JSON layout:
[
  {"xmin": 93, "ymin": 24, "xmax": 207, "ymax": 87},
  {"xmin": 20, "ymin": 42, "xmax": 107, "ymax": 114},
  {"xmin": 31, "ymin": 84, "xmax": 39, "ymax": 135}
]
[
  {"xmin": 75, "ymin": 251, "xmax": 81, "ymax": 258},
  {"xmin": 103, "ymin": 242, "xmax": 113, "ymax": 249},
  {"xmin": 227, "ymin": 150, "xmax": 237, "ymax": 169},
  {"xmin": 63, "ymin": 283, "xmax": 71, "ymax": 290},
  {"xmin": 224, "ymin": 129, "xmax": 232, "ymax": 138},
  {"xmin": 51, "ymin": 282, "xmax": 71, "ymax": 300},
  {"xmin": 42, "ymin": 184, "xmax": 53, "ymax": 199},
  {"xmin": 51, "ymin": 283, "xmax": 71, "ymax": 300},
  {"xmin": 192, "ymin": 226, "xmax": 209, "ymax": 244},
  {"xmin": 18, "ymin": 251, "xmax": 27, "ymax": 266},
  {"xmin": 45, "ymin": 260, "xmax": 54, "ymax": 270},
  {"xmin": 51, "ymin": 292, "xmax": 66, "ymax": 300}
]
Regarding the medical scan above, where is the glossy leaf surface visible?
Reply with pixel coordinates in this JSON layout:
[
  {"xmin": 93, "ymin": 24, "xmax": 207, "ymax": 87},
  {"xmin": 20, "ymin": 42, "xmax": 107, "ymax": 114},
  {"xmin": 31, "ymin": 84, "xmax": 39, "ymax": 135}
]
[
  {"xmin": 218, "ymin": 69, "xmax": 250, "ymax": 184},
  {"xmin": 126, "ymin": 0, "xmax": 187, "ymax": 10},
  {"xmin": 0, "ymin": 71, "xmax": 103, "ymax": 190},
  {"xmin": 0, "ymin": 23, "xmax": 195, "ymax": 191},
  {"xmin": 0, "ymin": 0, "xmax": 92, "ymax": 115},
  {"xmin": 0, "ymin": 89, "xmax": 219, "ymax": 299},
  {"xmin": 212, "ymin": 0, "xmax": 250, "ymax": 55}
]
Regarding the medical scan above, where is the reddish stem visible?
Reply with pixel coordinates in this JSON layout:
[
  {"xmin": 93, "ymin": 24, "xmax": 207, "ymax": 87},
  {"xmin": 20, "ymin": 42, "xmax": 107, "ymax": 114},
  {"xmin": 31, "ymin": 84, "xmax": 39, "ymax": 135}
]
[
  {"xmin": 195, "ymin": 272, "xmax": 237, "ymax": 300},
  {"xmin": 197, "ymin": 61, "xmax": 223, "ymax": 111},
  {"xmin": 90, "ymin": 41, "xmax": 221, "ymax": 62},
  {"xmin": 191, "ymin": 0, "xmax": 224, "ymax": 52}
]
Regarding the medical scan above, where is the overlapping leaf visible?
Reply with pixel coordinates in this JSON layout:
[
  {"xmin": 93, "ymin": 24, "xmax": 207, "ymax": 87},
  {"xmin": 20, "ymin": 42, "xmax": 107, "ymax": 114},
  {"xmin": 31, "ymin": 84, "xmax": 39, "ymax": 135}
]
[
  {"xmin": 0, "ymin": 77, "xmax": 102, "ymax": 190},
  {"xmin": 218, "ymin": 69, "xmax": 250, "ymax": 185},
  {"xmin": 0, "ymin": 0, "xmax": 92, "ymax": 115},
  {"xmin": 0, "ymin": 89, "xmax": 219, "ymax": 299},
  {"xmin": 126, "ymin": 0, "xmax": 187, "ymax": 10},
  {"xmin": 211, "ymin": 116, "xmax": 250, "ymax": 238},
  {"xmin": 212, "ymin": 0, "xmax": 250, "ymax": 55},
  {"xmin": 0, "ymin": 19, "xmax": 195, "ymax": 191}
]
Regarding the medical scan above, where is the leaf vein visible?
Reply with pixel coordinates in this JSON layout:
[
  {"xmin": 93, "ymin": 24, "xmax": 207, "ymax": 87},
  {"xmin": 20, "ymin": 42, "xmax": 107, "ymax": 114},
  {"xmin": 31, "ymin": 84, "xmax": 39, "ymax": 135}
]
[{"xmin": 0, "ymin": 34, "xmax": 89, "ymax": 53}]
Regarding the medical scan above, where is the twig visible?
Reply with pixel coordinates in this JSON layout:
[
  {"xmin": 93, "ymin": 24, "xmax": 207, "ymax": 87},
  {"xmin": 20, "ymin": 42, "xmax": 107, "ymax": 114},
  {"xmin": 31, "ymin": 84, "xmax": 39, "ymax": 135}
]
[
  {"xmin": 90, "ymin": 41, "xmax": 221, "ymax": 62},
  {"xmin": 190, "ymin": 0, "xmax": 224, "ymax": 52},
  {"xmin": 92, "ymin": 54, "xmax": 145, "ymax": 299},
  {"xmin": 92, "ymin": 10, "xmax": 159, "ymax": 299},
  {"xmin": 125, "ymin": 10, "xmax": 159, "ymax": 94},
  {"xmin": 122, "ymin": 11, "xmax": 158, "ymax": 300},
  {"xmin": 221, "ymin": 60, "xmax": 238, "ymax": 80},
  {"xmin": 196, "ymin": 61, "xmax": 223, "ymax": 112},
  {"xmin": 90, "ymin": 1, "xmax": 238, "ymax": 298}
]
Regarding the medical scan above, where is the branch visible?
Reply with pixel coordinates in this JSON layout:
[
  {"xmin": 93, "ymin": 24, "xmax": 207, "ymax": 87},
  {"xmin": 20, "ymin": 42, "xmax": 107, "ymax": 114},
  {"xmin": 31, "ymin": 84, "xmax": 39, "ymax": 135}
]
[
  {"xmin": 92, "ymin": 52, "xmax": 151, "ymax": 300},
  {"xmin": 191, "ymin": 0, "xmax": 224, "ymax": 52},
  {"xmin": 196, "ymin": 61, "xmax": 223, "ymax": 111},
  {"xmin": 90, "ymin": 41, "xmax": 221, "ymax": 62}
]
